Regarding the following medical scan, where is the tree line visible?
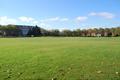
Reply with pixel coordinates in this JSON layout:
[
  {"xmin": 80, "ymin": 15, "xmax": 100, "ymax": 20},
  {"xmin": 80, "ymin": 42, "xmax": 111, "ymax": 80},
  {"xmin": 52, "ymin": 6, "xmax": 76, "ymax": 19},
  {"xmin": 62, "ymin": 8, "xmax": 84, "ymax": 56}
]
[
  {"xmin": 0, "ymin": 24, "xmax": 120, "ymax": 37},
  {"xmin": 0, "ymin": 25, "xmax": 22, "ymax": 37},
  {"xmin": 28, "ymin": 26, "xmax": 120, "ymax": 37}
]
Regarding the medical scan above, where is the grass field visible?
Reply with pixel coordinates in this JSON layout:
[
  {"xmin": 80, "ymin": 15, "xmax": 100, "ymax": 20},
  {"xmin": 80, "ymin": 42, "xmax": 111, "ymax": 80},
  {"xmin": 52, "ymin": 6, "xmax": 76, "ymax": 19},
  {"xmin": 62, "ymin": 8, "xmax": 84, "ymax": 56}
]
[{"xmin": 0, "ymin": 37, "xmax": 120, "ymax": 80}]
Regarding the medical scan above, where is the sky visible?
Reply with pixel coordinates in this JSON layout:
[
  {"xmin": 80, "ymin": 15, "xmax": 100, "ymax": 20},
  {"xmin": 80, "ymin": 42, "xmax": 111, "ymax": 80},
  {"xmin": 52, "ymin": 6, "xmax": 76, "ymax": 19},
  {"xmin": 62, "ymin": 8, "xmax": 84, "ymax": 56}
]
[{"xmin": 0, "ymin": 0, "xmax": 120, "ymax": 30}]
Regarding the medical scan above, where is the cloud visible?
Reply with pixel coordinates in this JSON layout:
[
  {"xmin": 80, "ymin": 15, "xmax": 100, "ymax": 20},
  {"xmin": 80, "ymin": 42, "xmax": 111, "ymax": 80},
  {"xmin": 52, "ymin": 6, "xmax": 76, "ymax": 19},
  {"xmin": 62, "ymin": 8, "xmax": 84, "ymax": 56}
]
[
  {"xmin": 48, "ymin": 17, "xmax": 59, "ymax": 21},
  {"xmin": 89, "ymin": 12, "xmax": 115, "ymax": 19},
  {"xmin": 0, "ymin": 16, "xmax": 17, "ymax": 25},
  {"xmin": 40, "ymin": 17, "xmax": 69, "ymax": 22},
  {"xmin": 40, "ymin": 17, "xmax": 59, "ymax": 22},
  {"xmin": 76, "ymin": 16, "xmax": 88, "ymax": 22},
  {"xmin": 89, "ymin": 12, "xmax": 97, "ymax": 16},
  {"xmin": 38, "ymin": 22, "xmax": 53, "ymax": 29},
  {"xmin": 32, "ymin": 21, "xmax": 38, "ymax": 24},
  {"xmin": 19, "ymin": 16, "xmax": 34, "ymax": 22},
  {"xmin": 60, "ymin": 18, "xmax": 69, "ymax": 21}
]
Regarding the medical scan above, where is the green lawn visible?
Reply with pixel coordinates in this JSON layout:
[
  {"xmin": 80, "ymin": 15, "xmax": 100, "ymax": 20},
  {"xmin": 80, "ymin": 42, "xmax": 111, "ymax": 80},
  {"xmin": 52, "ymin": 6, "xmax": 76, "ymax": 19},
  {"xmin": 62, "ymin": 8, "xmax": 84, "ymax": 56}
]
[{"xmin": 0, "ymin": 37, "xmax": 120, "ymax": 80}]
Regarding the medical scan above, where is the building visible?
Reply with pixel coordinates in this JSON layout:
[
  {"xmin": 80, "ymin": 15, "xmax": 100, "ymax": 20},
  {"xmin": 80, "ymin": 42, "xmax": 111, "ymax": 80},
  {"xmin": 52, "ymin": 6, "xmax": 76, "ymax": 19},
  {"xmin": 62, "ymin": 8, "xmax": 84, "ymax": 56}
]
[
  {"xmin": 16, "ymin": 25, "xmax": 33, "ymax": 36},
  {"xmin": 96, "ymin": 33, "xmax": 101, "ymax": 37}
]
